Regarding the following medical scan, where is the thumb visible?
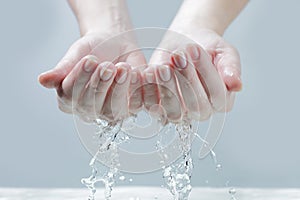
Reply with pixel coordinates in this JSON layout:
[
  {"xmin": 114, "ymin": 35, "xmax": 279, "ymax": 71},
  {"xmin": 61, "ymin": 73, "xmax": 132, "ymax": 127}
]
[
  {"xmin": 215, "ymin": 44, "xmax": 242, "ymax": 92},
  {"xmin": 38, "ymin": 39, "xmax": 91, "ymax": 89},
  {"xmin": 38, "ymin": 60, "xmax": 73, "ymax": 89}
]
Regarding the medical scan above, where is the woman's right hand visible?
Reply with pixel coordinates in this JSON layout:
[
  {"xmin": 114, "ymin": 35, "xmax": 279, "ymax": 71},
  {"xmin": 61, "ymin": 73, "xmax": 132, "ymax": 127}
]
[{"xmin": 39, "ymin": 30, "xmax": 146, "ymax": 122}]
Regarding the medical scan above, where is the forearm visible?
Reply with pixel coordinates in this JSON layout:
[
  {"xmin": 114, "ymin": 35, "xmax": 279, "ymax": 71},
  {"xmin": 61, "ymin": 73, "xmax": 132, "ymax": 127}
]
[
  {"xmin": 170, "ymin": 0, "xmax": 249, "ymax": 35},
  {"xmin": 68, "ymin": 0, "xmax": 131, "ymax": 36}
]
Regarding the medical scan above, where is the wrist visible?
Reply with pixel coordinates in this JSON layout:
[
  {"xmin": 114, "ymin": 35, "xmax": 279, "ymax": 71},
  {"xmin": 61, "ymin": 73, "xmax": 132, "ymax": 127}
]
[
  {"xmin": 69, "ymin": 0, "xmax": 132, "ymax": 36},
  {"xmin": 169, "ymin": 13, "xmax": 226, "ymax": 36},
  {"xmin": 169, "ymin": 2, "xmax": 228, "ymax": 36},
  {"xmin": 170, "ymin": 0, "xmax": 249, "ymax": 36}
]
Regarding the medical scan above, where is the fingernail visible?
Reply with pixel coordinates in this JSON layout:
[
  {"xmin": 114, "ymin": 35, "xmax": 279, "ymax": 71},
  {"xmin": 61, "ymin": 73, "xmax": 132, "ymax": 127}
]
[
  {"xmin": 158, "ymin": 65, "xmax": 171, "ymax": 82},
  {"xmin": 84, "ymin": 58, "xmax": 97, "ymax": 72},
  {"xmin": 173, "ymin": 51, "xmax": 187, "ymax": 69},
  {"xmin": 100, "ymin": 66, "xmax": 114, "ymax": 81},
  {"xmin": 116, "ymin": 67, "xmax": 128, "ymax": 84},
  {"xmin": 131, "ymin": 71, "xmax": 138, "ymax": 84},
  {"xmin": 232, "ymin": 75, "xmax": 243, "ymax": 91},
  {"xmin": 224, "ymin": 68, "xmax": 242, "ymax": 91},
  {"xmin": 224, "ymin": 68, "xmax": 234, "ymax": 77},
  {"xmin": 145, "ymin": 72, "xmax": 155, "ymax": 83},
  {"xmin": 189, "ymin": 46, "xmax": 200, "ymax": 60}
]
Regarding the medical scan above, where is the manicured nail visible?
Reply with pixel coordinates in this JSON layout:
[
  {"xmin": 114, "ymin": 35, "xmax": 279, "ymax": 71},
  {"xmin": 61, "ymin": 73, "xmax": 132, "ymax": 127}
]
[
  {"xmin": 158, "ymin": 65, "xmax": 171, "ymax": 82},
  {"xmin": 84, "ymin": 58, "xmax": 97, "ymax": 72},
  {"xmin": 100, "ymin": 65, "xmax": 114, "ymax": 81},
  {"xmin": 189, "ymin": 46, "xmax": 200, "ymax": 60},
  {"xmin": 131, "ymin": 71, "xmax": 138, "ymax": 84},
  {"xmin": 116, "ymin": 67, "xmax": 128, "ymax": 84},
  {"xmin": 173, "ymin": 51, "xmax": 187, "ymax": 69},
  {"xmin": 145, "ymin": 72, "xmax": 155, "ymax": 83}
]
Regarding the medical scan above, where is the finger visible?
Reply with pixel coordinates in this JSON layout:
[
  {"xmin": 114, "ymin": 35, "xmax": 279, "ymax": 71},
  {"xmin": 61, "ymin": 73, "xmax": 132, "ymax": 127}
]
[
  {"xmin": 156, "ymin": 65, "xmax": 183, "ymax": 122},
  {"xmin": 171, "ymin": 50, "xmax": 212, "ymax": 121},
  {"xmin": 142, "ymin": 67, "xmax": 160, "ymax": 113},
  {"xmin": 61, "ymin": 55, "xmax": 98, "ymax": 105},
  {"xmin": 57, "ymin": 96, "xmax": 73, "ymax": 114},
  {"xmin": 78, "ymin": 62, "xmax": 116, "ymax": 119},
  {"xmin": 186, "ymin": 44, "xmax": 227, "ymax": 111},
  {"xmin": 128, "ymin": 68, "xmax": 143, "ymax": 114},
  {"xmin": 214, "ymin": 42, "xmax": 242, "ymax": 92},
  {"xmin": 101, "ymin": 62, "xmax": 131, "ymax": 121},
  {"xmin": 39, "ymin": 39, "xmax": 92, "ymax": 89},
  {"xmin": 148, "ymin": 49, "xmax": 176, "ymax": 123}
]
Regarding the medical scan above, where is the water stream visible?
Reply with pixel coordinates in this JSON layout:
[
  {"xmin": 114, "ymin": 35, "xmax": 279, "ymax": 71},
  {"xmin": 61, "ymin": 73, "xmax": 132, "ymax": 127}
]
[{"xmin": 81, "ymin": 118, "xmax": 237, "ymax": 200}]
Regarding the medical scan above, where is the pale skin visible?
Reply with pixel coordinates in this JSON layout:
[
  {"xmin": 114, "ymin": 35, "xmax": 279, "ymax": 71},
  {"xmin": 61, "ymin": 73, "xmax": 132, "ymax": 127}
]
[{"xmin": 38, "ymin": 0, "xmax": 248, "ymax": 123}]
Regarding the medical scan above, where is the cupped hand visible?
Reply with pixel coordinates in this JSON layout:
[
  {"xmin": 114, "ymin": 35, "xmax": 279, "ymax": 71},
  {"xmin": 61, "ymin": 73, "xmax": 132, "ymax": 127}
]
[
  {"xmin": 38, "ymin": 31, "xmax": 146, "ymax": 122},
  {"xmin": 145, "ymin": 29, "xmax": 242, "ymax": 123}
]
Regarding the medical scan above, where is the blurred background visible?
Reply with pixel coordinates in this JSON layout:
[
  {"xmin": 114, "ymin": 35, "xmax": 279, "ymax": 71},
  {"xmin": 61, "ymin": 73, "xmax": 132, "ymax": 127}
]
[{"xmin": 0, "ymin": 0, "xmax": 299, "ymax": 188}]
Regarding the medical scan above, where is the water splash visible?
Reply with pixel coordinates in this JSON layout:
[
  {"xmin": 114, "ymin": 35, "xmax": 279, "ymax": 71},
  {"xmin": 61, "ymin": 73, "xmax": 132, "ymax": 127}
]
[
  {"xmin": 209, "ymin": 149, "xmax": 223, "ymax": 172},
  {"xmin": 81, "ymin": 117, "xmax": 232, "ymax": 200},
  {"xmin": 81, "ymin": 119, "xmax": 128, "ymax": 200},
  {"xmin": 229, "ymin": 187, "xmax": 237, "ymax": 200},
  {"xmin": 160, "ymin": 121, "xmax": 194, "ymax": 200}
]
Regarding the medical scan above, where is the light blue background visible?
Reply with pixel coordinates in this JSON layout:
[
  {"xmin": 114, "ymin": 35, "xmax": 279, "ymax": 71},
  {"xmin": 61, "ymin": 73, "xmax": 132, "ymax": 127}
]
[{"xmin": 0, "ymin": 0, "xmax": 299, "ymax": 188}]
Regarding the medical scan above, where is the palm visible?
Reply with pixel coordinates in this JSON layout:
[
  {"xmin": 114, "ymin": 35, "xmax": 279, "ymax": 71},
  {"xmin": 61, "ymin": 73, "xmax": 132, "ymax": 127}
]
[{"xmin": 76, "ymin": 32, "xmax": 145, "ymax": 66}]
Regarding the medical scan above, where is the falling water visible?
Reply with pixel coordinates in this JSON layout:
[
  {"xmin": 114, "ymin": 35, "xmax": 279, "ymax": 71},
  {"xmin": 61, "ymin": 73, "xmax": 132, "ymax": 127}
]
[
  {"xmin": 159, "ymin": 121, "xmax": 194, "ymax": 200},
  {"xmin": 81, "ymin": 116, "xmax": 235, "ymax": 200},
  {"xmin": 81, "ymin": 119, "xmax": 128, "ymax": 200}
]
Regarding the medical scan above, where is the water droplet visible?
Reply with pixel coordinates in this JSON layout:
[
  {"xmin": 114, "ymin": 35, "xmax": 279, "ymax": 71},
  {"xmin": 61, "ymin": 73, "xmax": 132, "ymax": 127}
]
[
  {"xmin": 129, "ymin": 178, "xmax": 133, "ymax": 182},
  {"xmin": 210, "ymin": 149, "xmax": 218, "ymax": 164},
  {"xmin": 163, "ymin": 153, "xmax": 169, "ymax": 160},
  {"xmin": 119, "ymin": 176, "xmax": 125, "ymax": 181},
  {"xmin": 229, "ymin": 187, "xmax": 236, "ymax": 195},
  {"xmin": 95, "ymin": 118, "xmax": 102, "ymax": 125},
  {"xmin": 216, "ymin": 163, "xmax": 222, "ymax": 171}
]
